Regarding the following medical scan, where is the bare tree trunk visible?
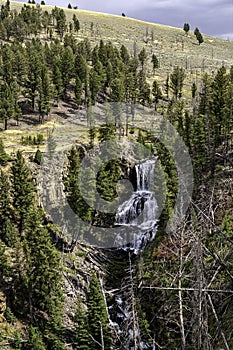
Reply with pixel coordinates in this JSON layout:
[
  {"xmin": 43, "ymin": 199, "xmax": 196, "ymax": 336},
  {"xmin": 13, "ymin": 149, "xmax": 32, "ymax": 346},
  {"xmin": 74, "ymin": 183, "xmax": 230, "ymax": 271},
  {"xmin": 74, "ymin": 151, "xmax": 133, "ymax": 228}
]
[
  {"xmin": 129, "ymin": 252, "xmax": 137, "ymax": 350},
  {"xmin": 178, "ymin": 228, "xmax": 186, "ymax": 349},
  {"xmin": 99, "ymin": 321, "xmax": 105, "ymax": 350}
]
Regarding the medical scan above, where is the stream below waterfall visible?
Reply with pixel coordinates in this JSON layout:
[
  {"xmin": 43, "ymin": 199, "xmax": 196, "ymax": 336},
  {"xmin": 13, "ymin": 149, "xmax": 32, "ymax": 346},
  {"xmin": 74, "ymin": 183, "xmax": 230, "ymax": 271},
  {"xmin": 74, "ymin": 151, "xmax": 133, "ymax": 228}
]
[{"xmin": 107, "ymin": 160, "xmax": 157, "ymax": 350}]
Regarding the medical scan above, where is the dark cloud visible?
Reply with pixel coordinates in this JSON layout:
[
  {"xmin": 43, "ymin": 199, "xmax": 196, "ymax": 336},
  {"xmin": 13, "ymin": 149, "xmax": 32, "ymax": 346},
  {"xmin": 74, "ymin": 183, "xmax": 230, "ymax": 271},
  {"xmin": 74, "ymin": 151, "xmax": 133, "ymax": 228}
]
[{"xmin": 129, "ymin": 3, "xmax": 233, "ymax": 39}]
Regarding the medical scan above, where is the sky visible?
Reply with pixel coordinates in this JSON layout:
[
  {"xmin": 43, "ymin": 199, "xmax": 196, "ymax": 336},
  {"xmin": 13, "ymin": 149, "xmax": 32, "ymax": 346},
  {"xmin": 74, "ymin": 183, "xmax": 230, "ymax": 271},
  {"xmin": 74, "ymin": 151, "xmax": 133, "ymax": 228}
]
[{"xmin": 23, "ymin": 0, "xmax": 233, "ymax": 40}]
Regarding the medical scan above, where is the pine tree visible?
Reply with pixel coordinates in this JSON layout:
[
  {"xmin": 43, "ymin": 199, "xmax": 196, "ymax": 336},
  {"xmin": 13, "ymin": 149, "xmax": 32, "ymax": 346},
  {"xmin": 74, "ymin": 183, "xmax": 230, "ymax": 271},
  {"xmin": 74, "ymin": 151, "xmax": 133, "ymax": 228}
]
[
  {"xmin": 75, "ymin": 75, "xmax": 82, "ymax": 106},
  {"xmin": 98, "ymin": 39, "xmax": 108, "ymax": 67},
  {"xmin": 0, "ymin": 82, "xmax": 14, "ymax": 130},
  {"xmin": 75, "ymin": 53, "xmax": 88, "ymax": 83},
  {"xmin": 1, "ymin": 219, "xmax": 17, "ymax": 247},
  {"xmin": 11, "ymin": 80, "xmax": 22, "ymax": 126},
  {"xmin": 25, "ymin": 208, "xmax": 64, "ymax": 328},
  {"xmin": 25, "ymin": 44, "xmax": 42, "ymax": 110},
  {"xmin": 138, "ymin": 72, "xmax": 151, "ymax": 106},
  {"xmin": 152, "ymin": 80, "xmax": 162, "ymax": 111},
  {"xmin": 110, "ymin": 77, "xmax": 125, "ymax": 102},
  {"xmin": 191, "ymin": 81, "xmax": 197, "ymax": 99},
  {"xmin": 64, "ymin": 146, "xmax": 95, "ymax": 222},
  {"xmin": 105, "ymin": 61, "xmax": 113, "ymax": 88},
  {"xmin": 74, "ymin": 298, "xmax": 91, "ymax": 349},
  {"xmin": 165, "ymin": 74, "xmax": 170, "ymax": 99},
  {"xmin": 138, "ymin": 47, "xmax": 147, "ymax": 70},
  {"xmin": 1, "ymin": 44, "xmax": 14, "ymax": 84},
  {"xmin": 0, "ymin": 238, "xmax": 11, "ymax": 282},
  {"xmin": 56, "ymin": 9, "xmax": 66, "ymax": 40},
  {"xmin": 11, "ymin": 151, "xmax": 35, "ymax": 234},
  {"xmin": 120, "ymin": 44, "xmax": 130, "ymax": 65},
  {"xmin": 194, "ymin": 27, "xmax": 204, "ymax": 45},
  {"xmin": 34, "ymin": 149, "xmax": 42, "ymax": 165},
  {"xmin": 0, "ymin": 170, "xmax": 12, "ymax": 232},
  {"xmin": 170, "ymin": 66, "xmax": 186, "ymax": 100},
  {"xmin": 52, "ymin": 62, "xmax": 63, "ymax": 105},
  {"xmin": 27, "ymin": 326, "xmax": 46, "ymax": 350},
  {"xmin": 72, "ymin": 14, "xmax": 80, "ymax": 32},
  {"xmin": 89, "ymin": 68, "xmax": 101, "ymax": 104},
  {"xmin": 151, "ymin": 53, "xmax": 159, "ymax": 73},
  {"xmin": 60, "ymin": 46, "xmax": 74, "ymax": 91},
  {"xmin": 183, "ymin": 23, "xmax": 190, "ymax": 35},
  {"xmin": 38, "ymin": 64, "xmax": 51, "ymax": 123},
  {"xmin": 0, "ymin": 139, "xmax": 9, "ymax": 165},
  {"xmin": 88, "ymin": 273, "xmax": 111, "ymax": 349},
  {"xmin": 199, "ymin": 72, "xmax": 211, "ymax": 116}
]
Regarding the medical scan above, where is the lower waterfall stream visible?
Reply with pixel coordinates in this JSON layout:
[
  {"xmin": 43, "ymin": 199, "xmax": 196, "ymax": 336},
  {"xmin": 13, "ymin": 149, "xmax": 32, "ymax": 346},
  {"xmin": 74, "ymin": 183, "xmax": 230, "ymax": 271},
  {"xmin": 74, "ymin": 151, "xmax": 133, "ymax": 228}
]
[{"xmin": 106, "ymin": 160, "xmax": 158, "ymax": 349}]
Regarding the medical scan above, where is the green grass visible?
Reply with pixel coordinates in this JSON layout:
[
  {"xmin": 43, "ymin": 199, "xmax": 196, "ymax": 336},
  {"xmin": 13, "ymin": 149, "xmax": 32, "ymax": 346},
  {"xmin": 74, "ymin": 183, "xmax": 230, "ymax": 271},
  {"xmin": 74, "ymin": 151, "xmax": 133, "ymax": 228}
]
[
  {"xmin": 9, "ymin": 1, "xmax": 232, "ymax": 84},
  {"xmin": 1, "ymin": 1, "xmax": 233, "ymax": 152}
]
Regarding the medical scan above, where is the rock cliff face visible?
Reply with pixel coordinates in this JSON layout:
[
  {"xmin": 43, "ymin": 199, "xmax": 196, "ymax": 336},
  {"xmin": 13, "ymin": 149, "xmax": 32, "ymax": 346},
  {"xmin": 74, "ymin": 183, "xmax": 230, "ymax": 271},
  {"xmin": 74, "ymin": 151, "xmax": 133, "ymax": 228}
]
[{"xmin": 57, "ymin": 147, "xmax": 158, "ymax": 349}]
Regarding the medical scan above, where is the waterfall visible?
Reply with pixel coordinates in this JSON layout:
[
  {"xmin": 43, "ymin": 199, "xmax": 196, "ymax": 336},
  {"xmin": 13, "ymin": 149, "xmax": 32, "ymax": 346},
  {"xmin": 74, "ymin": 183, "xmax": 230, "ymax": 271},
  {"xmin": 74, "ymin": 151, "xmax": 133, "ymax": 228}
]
[
  {"xmin": 108, "ymin": 160, "xmax": 157, "ymax": 349},
  {"xmin": 114, "ymin": 159, "xmax": 158, "ymax": 252}
]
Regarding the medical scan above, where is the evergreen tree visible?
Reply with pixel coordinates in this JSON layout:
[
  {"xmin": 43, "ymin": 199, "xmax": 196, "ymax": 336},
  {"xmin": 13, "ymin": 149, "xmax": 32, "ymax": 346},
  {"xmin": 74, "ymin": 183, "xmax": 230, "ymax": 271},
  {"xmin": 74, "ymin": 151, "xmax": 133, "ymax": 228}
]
[
  {"xmin": 194, "ymin": 27, "xmax": 204, "ymax": 45},
  {"xmin": 11, "ymin": 151, "xmax": 35, "ymax": 234},
  {"xmin": 151, "ymin": 53, "xmax": 159, "ymax": 73},
  {"xmin": 110, "ymin": 77, "xmax": 125, "ymax": 102},
  {"xmin": 11, "ymin": 80, "xmax": 22, "ymax": 126},
  {"xmin": 1, "ymin": 219, "xmax": 17, "ymax": 247},
  {"xmin": 0, "ymin": 138, "xmax": 9, "ymax": 165},
  {"xmin": 152, "ymin": 79, "xmax": 162, "ymax": 111},
  {"xmin": 88, "ymin": 273, "xmax": 111, "ymax": 349},
  {"xmin": 138, "ymin": 72, "xmax": 151, "ymax": 105},
  {"xmin": 25, "ymin": 44, "xmax": 42, "ymax": 110},
  {"xmin": 60, "ymin": 46, "xmax": 74, "ymax": 91},
  {"xmin": 12, "ymin": 45, "xmax": 28, "ymax": 85},
  {"xmin": 0, "ymin": 81, "xmax": 14, "ymax": 130},
  {"xmin": 120, "ymin": 44, "xmax": 130, "ymax": 65},
  {"xmin": 0, "ymin": 20, "xmax": 7, "ymax": 39},
  {"xmin": 64, "ymin": 146, "xmax": 95, "ymax": 222},
  {"xmin": 170, "ymin": 66, "xmax": 186, "ymax": 100},
  {"xmin": 138, "ymin": 47, "xmax": 147, "ymax": 70},
  {"xmin": 198, "ymin": 72, "xmax": 211, "ymax": 116},
  {"xmin": 34, "ymin": 149, "xmax": 42, "ymax": 165},
  {"xmin": 56, "ymin": 9, "xmax": 66, "ymax": 40},
  {"xmin": 27, "ymin": 326, "xmax": 46, "ymax": 350},
  {"xmin": 52, "ymin": 62, "xmax": 63, "ymax": 105},
  {"xmin": 98, "ymin": 39, "xmax": 108, "ymax": 67},
  {"xmin": 191, "ymin": 81, "xmax": 197, "ymax": 99},
  {"xmin": 38, "ymin": 64, "xmax": 51, "ymax": 123},
  {"xmin": 183, "ymin": 23, "xmax": 190, "ymax": 35},
  {"xmin": 75, "ymin": 75, "xmax": 82, "ymax": 106},
  {"xmin": 105, "ymin": 60, "xmax": 113, "ymax": 88},
  {"xmin": 1, "ymin": 44, "xmax": 14, "ymax": 84},
  {"xmin": 0, "ymin": 238, "xmax": 11, "ymax": 282},
  {"xmin": 89, "ymin": 68, "xmax": 101, "ymax": 104},
  {"xmin": 75, "ymin": 53, "xmax": 88, "ymax": 83},
  {"xmin": 165, "ymin": 74, "xmax": 170, "ymax": 99},
  {"xmin": 72, "ymin": 14, "xmax": 80, "ymax": 32},
  {"xmin": 25, "ymin": 208, "xmax": 64, "ymax": 328},
  {"xmin": 74, "ymin": 297, "xmax": 91, "ymax": 349},
  {"xmin": 0, "ymin": 170, "xmax": 12, "ymax": 233}
]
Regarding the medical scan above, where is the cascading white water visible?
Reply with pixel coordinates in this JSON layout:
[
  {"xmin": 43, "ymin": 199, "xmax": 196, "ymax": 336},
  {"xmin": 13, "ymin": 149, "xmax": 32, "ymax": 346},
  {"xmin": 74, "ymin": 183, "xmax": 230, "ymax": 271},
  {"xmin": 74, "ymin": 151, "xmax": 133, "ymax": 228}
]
[
  {"xmin": 108, "ymin": 160, "xmax": 157, "ymax": 350},
  {"xmin": 114, "ymin": 159, "xmax": 157, "ymax": 252}
]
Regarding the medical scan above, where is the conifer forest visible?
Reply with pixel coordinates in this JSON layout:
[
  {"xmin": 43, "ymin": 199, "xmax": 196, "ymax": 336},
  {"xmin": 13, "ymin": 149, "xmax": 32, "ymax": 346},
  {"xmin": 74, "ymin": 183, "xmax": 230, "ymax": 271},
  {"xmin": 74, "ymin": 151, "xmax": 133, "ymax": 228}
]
[{"xmin": 0, "ymin": 1, "xmax": 232, "ymax": 349}]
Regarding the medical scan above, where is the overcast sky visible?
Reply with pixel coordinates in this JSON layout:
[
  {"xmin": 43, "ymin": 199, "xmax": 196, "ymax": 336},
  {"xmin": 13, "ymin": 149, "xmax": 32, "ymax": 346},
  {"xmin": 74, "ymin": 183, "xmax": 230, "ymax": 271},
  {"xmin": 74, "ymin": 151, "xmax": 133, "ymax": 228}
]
[{"xmin": 25, "ymin": 0, "xmax": 233, "ymax": 40}]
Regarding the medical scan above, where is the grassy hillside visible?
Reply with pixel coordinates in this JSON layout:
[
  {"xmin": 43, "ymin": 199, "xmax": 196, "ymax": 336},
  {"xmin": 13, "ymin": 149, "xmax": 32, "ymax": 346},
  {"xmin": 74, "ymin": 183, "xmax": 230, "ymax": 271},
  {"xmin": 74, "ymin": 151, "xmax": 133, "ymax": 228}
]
[
  {"xmin": 0, "ymin": 0, "xmax": 231, "ymax": 154},
  {"xmin": 9, "ymin": 1, "xmax": 233, "ymax": 75},
  {"xmin": 0, "ymin": 2, "xmax": 232, "ymax": 349}
]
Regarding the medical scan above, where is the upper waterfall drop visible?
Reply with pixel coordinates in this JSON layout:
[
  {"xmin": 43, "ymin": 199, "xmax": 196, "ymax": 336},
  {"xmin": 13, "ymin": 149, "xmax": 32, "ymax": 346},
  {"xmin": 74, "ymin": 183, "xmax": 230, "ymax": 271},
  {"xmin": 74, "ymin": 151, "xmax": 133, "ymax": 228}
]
[
  {"xmin": 135, "ymin": 159, "xmax": 156, "ymax": 191},
  {"xmin": 114, "ymin": 159, "xmax": 158, "ymax": 253}
]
